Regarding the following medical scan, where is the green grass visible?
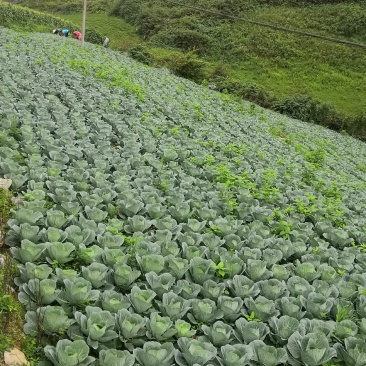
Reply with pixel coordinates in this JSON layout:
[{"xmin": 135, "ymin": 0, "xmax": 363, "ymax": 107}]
[
  {"xmin": 228, "ymin": 57, "xmax": 366, "ymax": 116},
  {"xmin": 0, "ymin": 189, "xmax": 29, "ymax": 364}
]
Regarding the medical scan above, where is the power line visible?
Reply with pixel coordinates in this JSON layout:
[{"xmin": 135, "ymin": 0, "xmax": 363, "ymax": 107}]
[{"xmin": 166, "ymin": 0, "xmax": 366, "ymax": 49}]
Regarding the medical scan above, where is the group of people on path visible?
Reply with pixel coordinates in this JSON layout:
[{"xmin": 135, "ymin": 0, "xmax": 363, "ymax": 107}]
[
  {"xmin": 52, "ymin": 28, "xmax": 110, "ymax": 48},
  {"xmin": 53, "ymin": 28, "xmax": 82, "ymax": 40}
]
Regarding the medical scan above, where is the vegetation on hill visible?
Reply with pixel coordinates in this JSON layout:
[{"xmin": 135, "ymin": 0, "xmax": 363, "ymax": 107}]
[{"xmin": 9, "ymin": 0, "xmax": 366, "ymax": 140}]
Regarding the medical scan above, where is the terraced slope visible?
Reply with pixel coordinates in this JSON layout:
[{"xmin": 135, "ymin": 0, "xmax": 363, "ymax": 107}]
[{"xmin": 2, "ymin": 27, "xmax": 366, "ymax": 365}]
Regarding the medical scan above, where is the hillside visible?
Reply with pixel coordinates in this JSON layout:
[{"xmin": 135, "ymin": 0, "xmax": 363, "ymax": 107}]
[
  {"xmin": 2, "ymin": 26, "xmax": 366, "ymax": 365},
  {"xmin": 10, "ymin": 0, "xmax": 366, "ymax": 131}
]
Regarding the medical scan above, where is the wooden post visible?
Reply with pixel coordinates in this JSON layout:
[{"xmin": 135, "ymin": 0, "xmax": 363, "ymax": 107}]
[{"xmin": 81, "ymin": 0, "xmax": 87, "ymax": 47}]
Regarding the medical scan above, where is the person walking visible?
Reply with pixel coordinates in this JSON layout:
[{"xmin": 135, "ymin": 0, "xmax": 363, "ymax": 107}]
[
  {"xmin": 73, "ymin": 31, "xmax": 82, "ymax": 40},
  {"xmin": 103, "ymin": 37, "xmax": 110, "ymax": 48}
]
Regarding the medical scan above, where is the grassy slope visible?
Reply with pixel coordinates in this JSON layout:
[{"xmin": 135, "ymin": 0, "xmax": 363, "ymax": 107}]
[
  {"xmin": 0, "ymin": 189, "xmax": 29, "ymax": 366},
  {"xmin": 242, "ymin": 3, "xmax": 366, "ymax": 115},
  {"xmin": 60, "ymin": 13, "xmax": 141, "ymax": 50}
]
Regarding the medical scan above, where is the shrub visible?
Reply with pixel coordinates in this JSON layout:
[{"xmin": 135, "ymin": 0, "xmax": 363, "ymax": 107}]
[
  {"xmin": 207, "ymin": 0, "xmax": 257, "ymax": 15},
  {"xmin": 150, "ymin": 28, "xmax": 211, "ymax": 55},
  {"xmin": 137, "ymin": 6, "xmax": 171, "ymax": 38},
  {"xmin": 110, "ymin": 0, "xmax": 144, "ymax": 23},
  {"xmin": 128, "ymin": 45, "xmax": 153, "ymax": 65},
  {"xmin": 337, "ymin": 7, "xmax": 366, "ymax": 37},
  {"xmin": 210, "ymin": 77, "xmax": 274, "ymax": 108},
  {"xmin": 169, "ymin": 50, "xmax": 207, "ymax": 83},
  {"xmin": 272, "ymin": 96, "xmax": 345, "ymax": 130}
]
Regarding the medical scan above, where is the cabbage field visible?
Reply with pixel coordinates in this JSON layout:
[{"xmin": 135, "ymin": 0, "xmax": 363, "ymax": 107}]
[{"xmin": 2, "ymin": 26, "xmax": 366, "ymax": 366}]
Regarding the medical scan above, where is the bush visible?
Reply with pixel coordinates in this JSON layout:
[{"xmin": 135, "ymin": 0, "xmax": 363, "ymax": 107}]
[
  {"xmin": 110, "ymin": 0, "xmax": 144, "ymax": 23},
  {"xmin": 272, "ymin": 96, "xmax": 345, "ymax": 130},
  {"xmin": 210, "ymin": 77, "xmax": 274, "ymax": 108},
  {"xmin": 169, "ymin": 50, "xmax": 207, "ymax": 83},
  {"xmin": 337, "ymin": 7, "xmax": 366, "ymax": 37},
  {"xmin": 349, "ymin": 114, "xmax": 366, "ymax": 141},
  {"xmin": 207, "ymin": 0, "xmax": 257, "ymax": 15},
  {"xmin": 137, "ymin": 6, "xmax": 171, "ymax": 38},
  {"xmin": 128, "ymin": 45, "xmax": 153, "ymax": 65},
  {"xmin": 150, "ymin": 28, "xmax": 211, "ymax": 55}
]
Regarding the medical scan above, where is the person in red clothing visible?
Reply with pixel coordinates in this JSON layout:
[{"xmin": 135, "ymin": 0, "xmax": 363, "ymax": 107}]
[{"xmin": 73, "ymin": 31, "xmax": 82, "ymax": 40}]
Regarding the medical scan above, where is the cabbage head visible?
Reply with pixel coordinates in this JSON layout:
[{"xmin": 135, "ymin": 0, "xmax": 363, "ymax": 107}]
[
  {"xmin": 219, "ymin": 344, "xmax": 253, "ymax": 366},
  {"xmin": 72, "ymin": 306, "xmax": 118, "ymax": 349},
  {"xmin": 99, "ymin": 349, "xmax": 135, "ymax": 366},
  {"xmin": 147, "ymin": 312, "xmax": 177, "ymax": 341},
  {"xmin": 134, "ymin": 341, "xmax": 175, "ymax": 366},
  {"xmin": 175, "ymin": 337, "xmax": 217, "ymax": 366},
  {"xmin": 44, "ymin": 339, "xmax": 95, "ymax": 366},
  {"xmin": 287, "ymin": 331, "xmax": 336, "ymax": 366}
]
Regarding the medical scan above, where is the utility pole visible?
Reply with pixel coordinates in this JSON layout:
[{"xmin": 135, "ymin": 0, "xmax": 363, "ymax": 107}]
[{"xmin": 81, "ymin": 0, "xmax": 87, "ymax": 47}]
